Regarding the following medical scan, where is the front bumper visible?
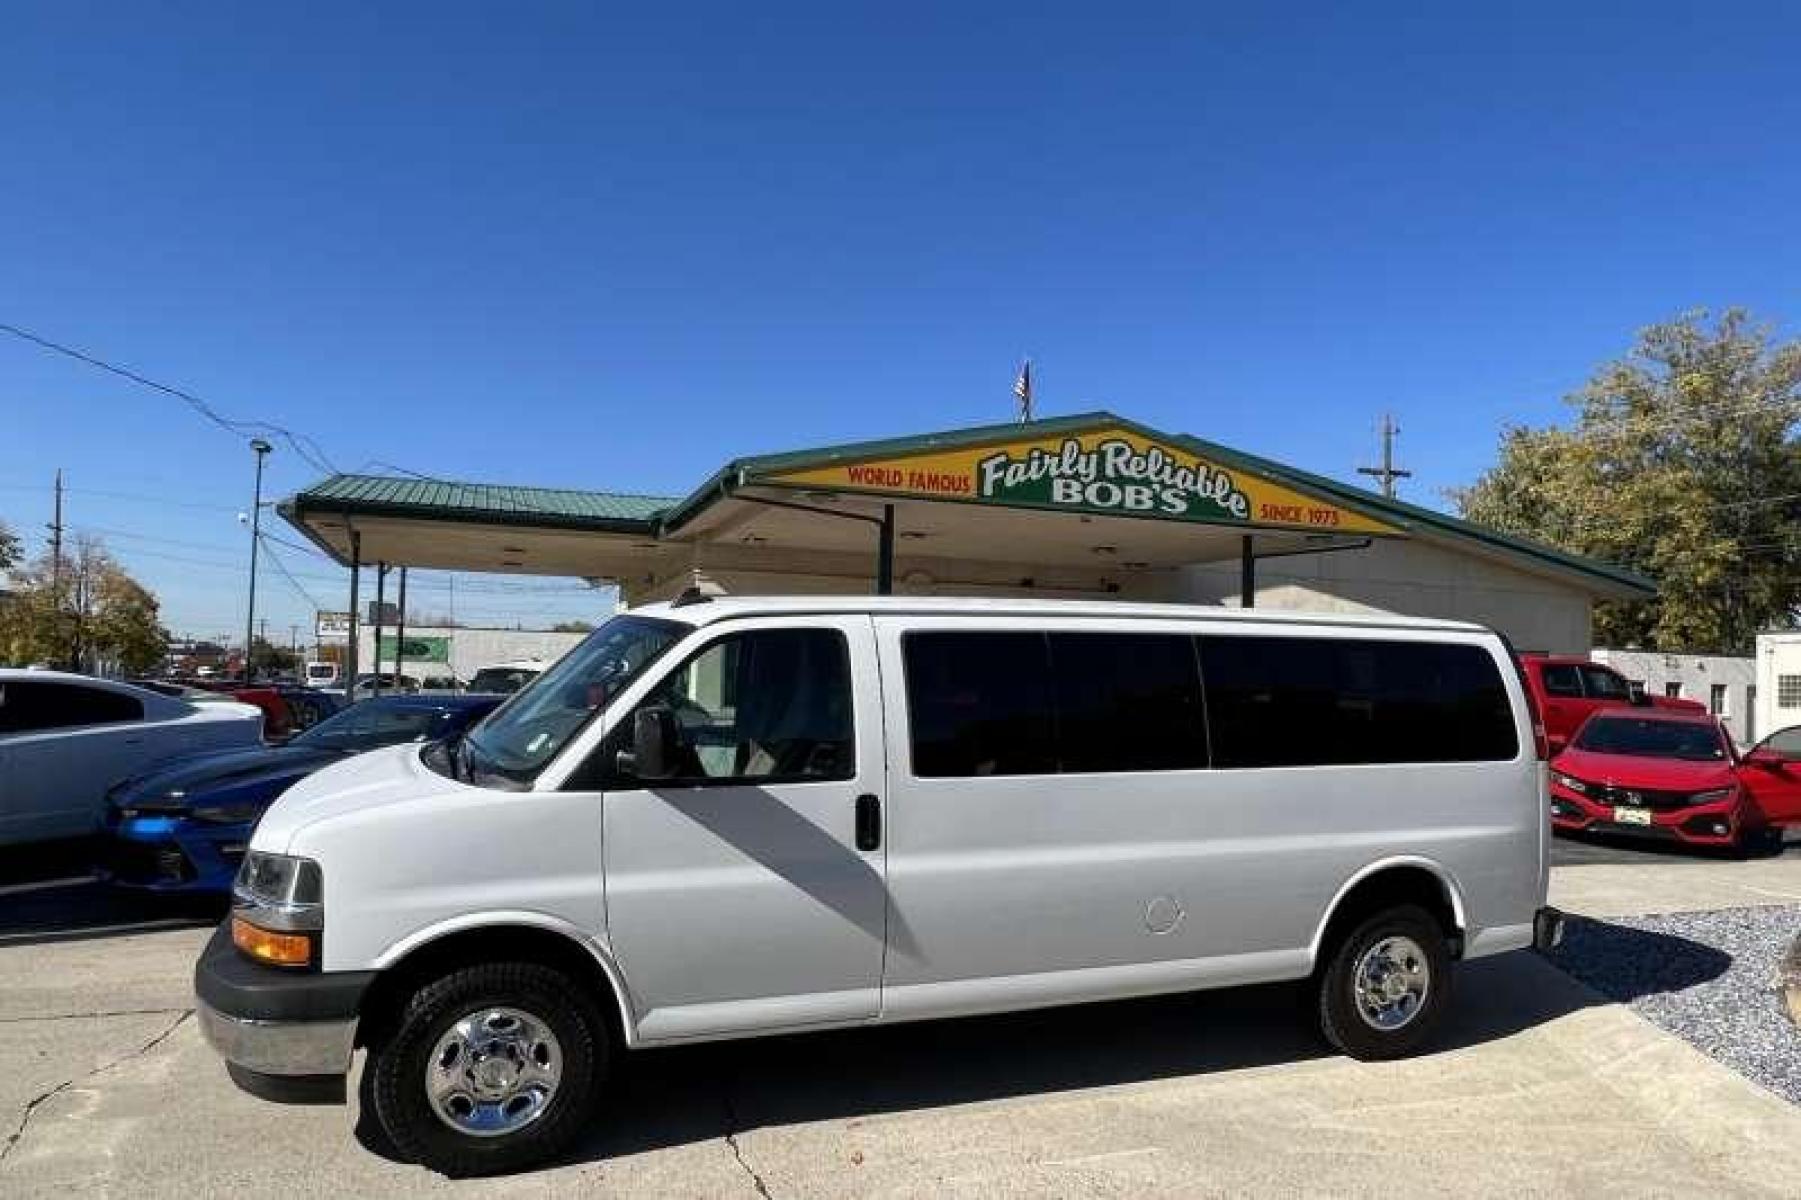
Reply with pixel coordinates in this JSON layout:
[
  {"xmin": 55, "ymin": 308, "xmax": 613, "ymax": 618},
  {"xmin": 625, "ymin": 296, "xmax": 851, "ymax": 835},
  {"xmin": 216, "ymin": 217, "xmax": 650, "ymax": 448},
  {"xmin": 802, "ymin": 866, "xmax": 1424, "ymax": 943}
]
[
  {"xmin": 198, "ymin": 1001, "xmax": 356, "ymax": 1076},
  {"xmin": 194, "ymin": 922, "xmax": 375, "ymax": 1093},
  {"xmin": 100, "ymin": 812, "xmax": 250, "ymax": 893},
  {"xmin": 1548, "ymin": 783, "xmax": 1740, "ymax": 845}
]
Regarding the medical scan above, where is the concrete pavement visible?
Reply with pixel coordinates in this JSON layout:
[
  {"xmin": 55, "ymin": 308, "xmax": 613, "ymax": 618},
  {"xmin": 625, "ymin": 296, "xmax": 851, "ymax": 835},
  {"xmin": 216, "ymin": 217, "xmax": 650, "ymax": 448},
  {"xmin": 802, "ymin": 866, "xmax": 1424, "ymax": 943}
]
[
  {"xmin": 3, "ymin": 856, "xmax": 1800, "ymax": 1197},
  {"xmin": 1551, "ymin": 847, "xmax": 1801, "ymax": 919}
]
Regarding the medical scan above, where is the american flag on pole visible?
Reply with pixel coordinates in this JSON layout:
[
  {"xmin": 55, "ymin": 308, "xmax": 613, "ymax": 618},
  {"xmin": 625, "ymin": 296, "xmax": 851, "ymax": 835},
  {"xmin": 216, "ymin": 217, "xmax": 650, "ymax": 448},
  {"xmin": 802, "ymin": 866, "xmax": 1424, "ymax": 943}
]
[{"xmin": 1013, "ymin": 359, "xmax": 1033, "ymax": 422}]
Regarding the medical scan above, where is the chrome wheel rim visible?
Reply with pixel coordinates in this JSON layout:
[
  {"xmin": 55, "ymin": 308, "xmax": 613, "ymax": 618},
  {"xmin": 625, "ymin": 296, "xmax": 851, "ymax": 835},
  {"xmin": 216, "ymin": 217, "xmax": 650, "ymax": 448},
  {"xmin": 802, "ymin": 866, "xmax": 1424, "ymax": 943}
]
[
  {"xmin": 1352, "ymin": 935, "xmax": 1431, "ymax": 1032},
  {"xmin": 425, "ymin": 1007, "xmax": 562, "ymax": 1137}
]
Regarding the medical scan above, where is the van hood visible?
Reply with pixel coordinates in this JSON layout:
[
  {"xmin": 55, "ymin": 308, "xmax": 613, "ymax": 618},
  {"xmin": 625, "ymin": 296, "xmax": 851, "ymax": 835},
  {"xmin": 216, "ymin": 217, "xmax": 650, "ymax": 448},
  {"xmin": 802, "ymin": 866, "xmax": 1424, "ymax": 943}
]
[
  {"xmin": 1551, "ymin": 748, "xmax": 1737, "ymax": 792},
  {"xmin": 250, "ymin": 743, "xmax": 461, "ymax": 853}
]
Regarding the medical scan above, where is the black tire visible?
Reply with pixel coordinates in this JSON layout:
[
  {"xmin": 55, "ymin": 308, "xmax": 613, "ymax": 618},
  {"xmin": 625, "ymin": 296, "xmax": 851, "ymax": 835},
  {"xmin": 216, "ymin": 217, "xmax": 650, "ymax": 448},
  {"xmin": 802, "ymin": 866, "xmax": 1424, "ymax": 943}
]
[
  {"xmin": 368, "ymin": 962, "xmax": 607, "ymax": 1177},
  {"xmin": 1736, "ymin": 824, "xmax": 1785, "ymax": 858},
  {"xmin": 1316, "ymin": 905, "xmax": 1452, "ymax": 1061}
]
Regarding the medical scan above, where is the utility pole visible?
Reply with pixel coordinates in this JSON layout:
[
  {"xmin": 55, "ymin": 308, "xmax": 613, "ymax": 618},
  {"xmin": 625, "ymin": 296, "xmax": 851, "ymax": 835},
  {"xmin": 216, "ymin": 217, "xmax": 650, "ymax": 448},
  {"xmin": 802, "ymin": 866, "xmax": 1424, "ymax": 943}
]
[
  {"xmin": 243, "ymin": 439, "xmax": 272, "ymax": 680},
  {"xmin": 1357, "ymin": 413, "xmax": 1412, "ymax": 499},
  {"xmin": 47, "ymin": 469, "xmax": 64, "ymax": 590}
]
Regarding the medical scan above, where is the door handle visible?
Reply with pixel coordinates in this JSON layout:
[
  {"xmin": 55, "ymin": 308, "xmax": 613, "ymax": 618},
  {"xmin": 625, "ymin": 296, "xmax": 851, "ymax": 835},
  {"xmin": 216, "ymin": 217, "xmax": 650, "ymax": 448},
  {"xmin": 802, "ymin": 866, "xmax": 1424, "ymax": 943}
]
[{"xmin": 854, "ymin": 793, "xmax": 881, "ymax": 852}]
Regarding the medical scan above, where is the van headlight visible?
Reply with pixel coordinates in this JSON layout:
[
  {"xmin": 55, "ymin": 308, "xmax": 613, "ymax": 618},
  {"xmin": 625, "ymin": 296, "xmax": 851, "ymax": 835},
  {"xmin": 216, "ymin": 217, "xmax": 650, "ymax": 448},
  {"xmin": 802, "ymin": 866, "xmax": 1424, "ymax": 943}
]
[{"xmin": 231, "ymin": 851, "xmax": 323, "ymax": 968}]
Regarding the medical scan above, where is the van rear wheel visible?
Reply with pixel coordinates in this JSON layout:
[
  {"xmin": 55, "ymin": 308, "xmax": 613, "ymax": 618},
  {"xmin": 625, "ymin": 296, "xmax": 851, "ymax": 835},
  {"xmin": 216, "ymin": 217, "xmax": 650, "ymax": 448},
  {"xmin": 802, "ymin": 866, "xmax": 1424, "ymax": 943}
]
[
  {"xmin": 368, "ymin": 962, "xmax": 607, "ymax": 1177},
  {"xmin": 1316, "ymin": 905, "xmax": 1451, "ymax": 1060}
]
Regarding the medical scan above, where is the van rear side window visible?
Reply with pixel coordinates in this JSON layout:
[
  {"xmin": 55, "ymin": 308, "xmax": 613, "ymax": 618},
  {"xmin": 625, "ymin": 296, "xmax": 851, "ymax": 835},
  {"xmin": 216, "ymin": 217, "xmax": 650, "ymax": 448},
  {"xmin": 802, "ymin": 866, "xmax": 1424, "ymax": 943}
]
[
  {"xmin": 903, "ymin": 630, "xmax": 1208, "ymax": 777},
  {"xmin": 904, "ymin": 632, "xmax": 1057, "ymax": 777},
  {"xmin": 1048, "ymin": 632, "xmax": 1207, "ymax": 773},
  {"xmin": 1199, "ymin": 636, "xmax": 1518, "ymax": 768}
]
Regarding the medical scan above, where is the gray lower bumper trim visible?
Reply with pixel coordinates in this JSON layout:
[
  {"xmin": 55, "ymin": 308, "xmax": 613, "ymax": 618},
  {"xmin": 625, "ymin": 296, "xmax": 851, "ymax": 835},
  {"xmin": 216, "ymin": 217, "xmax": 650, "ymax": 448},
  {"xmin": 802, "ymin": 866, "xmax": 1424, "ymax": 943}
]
[{"xmin": 199, "ymin": 999, "xmax": 356, "ymax": 1077}]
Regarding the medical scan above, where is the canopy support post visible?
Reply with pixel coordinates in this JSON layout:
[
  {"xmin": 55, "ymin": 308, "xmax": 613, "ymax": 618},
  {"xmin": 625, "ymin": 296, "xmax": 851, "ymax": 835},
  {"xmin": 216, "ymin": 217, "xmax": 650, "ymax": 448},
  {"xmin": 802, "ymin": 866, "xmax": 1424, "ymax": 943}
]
[
  {"xmin": 1240, "ymin": 535, "xmax": 1255, "ymax": 609},
  {"xmin": 877, "ymin": 504, "xmax": 895, "ymax": 596}
]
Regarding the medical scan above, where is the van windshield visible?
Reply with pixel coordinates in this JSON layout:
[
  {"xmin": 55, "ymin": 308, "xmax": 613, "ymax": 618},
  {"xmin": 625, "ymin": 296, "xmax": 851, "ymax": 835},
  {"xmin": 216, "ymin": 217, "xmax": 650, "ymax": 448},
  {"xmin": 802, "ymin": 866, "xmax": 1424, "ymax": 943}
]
[{"xmin": 451, "ymin": 615, "xmax": 687, "ymax": 788}]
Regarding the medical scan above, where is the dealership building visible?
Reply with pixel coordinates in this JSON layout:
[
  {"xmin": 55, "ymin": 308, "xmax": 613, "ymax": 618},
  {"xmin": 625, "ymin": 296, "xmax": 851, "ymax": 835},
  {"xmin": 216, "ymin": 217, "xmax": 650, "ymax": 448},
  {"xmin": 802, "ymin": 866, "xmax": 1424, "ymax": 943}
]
[{"xmin": 279, "ymin": 413, "xmax": 1652, "ymax": 671}]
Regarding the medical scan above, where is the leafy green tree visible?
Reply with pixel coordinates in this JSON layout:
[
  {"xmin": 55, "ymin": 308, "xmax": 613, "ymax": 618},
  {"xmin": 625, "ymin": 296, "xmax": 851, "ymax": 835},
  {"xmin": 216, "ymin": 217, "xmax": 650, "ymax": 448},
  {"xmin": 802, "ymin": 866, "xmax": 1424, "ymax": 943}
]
[
  {"xmin": 1457, "ymin": 309, "xmax": 1801, "ymax": 653},
  {"xmin": 550, "ymin": 620, "xmax": 593, "ymax": 633},
  {"xmin": 0, "ymin": 518, "xmax": 20, "ymax": 576},
  {"xmin": 0, "ymin": 537, "xmax": 169, "ymax": 672},
  {"xmin": 249, "ymin": 637, "xmax": 300, "ymax": 675}
]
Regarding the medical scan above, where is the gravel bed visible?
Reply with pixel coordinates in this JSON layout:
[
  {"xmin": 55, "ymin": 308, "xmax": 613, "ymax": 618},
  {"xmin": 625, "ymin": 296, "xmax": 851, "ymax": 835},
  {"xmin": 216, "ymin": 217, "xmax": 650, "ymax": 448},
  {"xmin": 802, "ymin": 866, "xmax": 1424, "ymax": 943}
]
[{"xmin": 1548, "ymin": 904, "xmax": 1801, "ymax": 1105}]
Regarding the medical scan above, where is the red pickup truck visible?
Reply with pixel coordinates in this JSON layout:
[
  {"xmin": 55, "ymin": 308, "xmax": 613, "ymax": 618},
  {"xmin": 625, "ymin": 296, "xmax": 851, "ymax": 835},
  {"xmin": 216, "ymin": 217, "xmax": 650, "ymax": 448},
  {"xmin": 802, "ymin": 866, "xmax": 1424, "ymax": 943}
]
[{"xmin": 1518, "ymin": 654, "xmax": 1706, "ymax": 754}]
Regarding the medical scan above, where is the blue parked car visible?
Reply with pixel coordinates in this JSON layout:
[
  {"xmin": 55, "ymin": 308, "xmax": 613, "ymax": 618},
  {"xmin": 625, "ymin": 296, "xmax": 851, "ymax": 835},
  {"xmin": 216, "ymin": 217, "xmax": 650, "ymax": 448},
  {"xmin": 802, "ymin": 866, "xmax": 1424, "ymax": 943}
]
[{"xmin": 99, "ymin": 693, "xmax": 504, "ymax": 894}]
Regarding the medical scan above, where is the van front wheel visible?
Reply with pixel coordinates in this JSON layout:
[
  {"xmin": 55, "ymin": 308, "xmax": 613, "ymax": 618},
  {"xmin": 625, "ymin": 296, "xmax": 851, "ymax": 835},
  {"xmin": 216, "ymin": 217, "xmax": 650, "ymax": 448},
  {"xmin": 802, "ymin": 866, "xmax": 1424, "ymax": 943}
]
[
  {"xmin": 369, "ymin": 962, "xmax": 607, "ymax": 1177},
  {"xmin": 1316, "ymin": 905, "xmax": 1451, "ymax": 1060}
]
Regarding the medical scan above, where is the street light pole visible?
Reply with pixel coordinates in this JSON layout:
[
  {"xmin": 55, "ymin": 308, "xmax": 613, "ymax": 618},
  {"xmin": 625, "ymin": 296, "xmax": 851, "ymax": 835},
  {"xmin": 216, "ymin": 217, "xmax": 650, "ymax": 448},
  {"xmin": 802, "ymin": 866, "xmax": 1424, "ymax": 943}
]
[{"xmin": 243, "ymin": 439, "xmax": 272, "ymax": 681}]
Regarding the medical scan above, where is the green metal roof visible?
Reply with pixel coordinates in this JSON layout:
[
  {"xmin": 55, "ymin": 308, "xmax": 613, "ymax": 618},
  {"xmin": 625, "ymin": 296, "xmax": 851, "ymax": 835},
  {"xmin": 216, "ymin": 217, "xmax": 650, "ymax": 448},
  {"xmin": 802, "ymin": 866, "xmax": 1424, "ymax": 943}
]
[
  {"xmin": 281, "ymin": 414, "xmax": 1655, "ymax": 597},
  {"xmin": 284, "ymin": 474, "xmax": 674, "ymax": 531}
]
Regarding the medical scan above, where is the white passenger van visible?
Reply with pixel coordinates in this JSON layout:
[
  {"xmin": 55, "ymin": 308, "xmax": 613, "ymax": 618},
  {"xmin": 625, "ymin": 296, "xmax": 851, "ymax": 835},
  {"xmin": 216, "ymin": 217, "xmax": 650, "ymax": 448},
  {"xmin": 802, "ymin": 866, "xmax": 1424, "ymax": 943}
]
[{"xmin": 197, "ymin": 596, "xmax": 1560, "ymax": 1176}]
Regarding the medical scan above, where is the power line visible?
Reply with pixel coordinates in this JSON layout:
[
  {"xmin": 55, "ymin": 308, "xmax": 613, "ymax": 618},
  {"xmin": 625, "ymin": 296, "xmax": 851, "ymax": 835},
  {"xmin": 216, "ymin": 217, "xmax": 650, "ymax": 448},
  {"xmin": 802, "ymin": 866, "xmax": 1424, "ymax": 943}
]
[
  {"xmin": 0, "ymin": 321, "xmax": 343, "ymax": 475},
  {"xmin": 258, "ymin": 537, "xmax": 325, "ymax": 611},
  {"xmin": 256, "ymin": 529, "xmax": 336, "ymax": 560}
]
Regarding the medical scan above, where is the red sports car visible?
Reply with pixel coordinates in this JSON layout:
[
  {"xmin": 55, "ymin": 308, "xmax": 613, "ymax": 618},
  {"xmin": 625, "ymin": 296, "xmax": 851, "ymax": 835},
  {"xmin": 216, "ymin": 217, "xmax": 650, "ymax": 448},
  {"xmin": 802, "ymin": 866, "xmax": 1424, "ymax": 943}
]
[{"xmin": 1549, "ymin": 709, "xmax": 1801, "ymax": 851}]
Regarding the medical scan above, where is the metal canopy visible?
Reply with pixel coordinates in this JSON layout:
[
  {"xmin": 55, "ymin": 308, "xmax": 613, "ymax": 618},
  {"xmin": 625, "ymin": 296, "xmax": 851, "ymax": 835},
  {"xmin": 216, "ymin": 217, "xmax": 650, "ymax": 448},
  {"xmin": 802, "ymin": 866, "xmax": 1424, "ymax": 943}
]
[{"xmin": 278, "ymin": 411, "xmax": 1656, "ymax": 604}]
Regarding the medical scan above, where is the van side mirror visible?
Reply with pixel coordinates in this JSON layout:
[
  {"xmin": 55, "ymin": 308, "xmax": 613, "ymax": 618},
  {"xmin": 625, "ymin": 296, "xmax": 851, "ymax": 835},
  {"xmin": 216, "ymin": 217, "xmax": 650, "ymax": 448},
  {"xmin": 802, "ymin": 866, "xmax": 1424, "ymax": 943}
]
[
  {"xmin": 616, "ymin": 706, "xmax": 680, "ymax": 781},
  {"xmin": 1746, "ymin": 747, "xmax": 1785, "ymax": 770}
]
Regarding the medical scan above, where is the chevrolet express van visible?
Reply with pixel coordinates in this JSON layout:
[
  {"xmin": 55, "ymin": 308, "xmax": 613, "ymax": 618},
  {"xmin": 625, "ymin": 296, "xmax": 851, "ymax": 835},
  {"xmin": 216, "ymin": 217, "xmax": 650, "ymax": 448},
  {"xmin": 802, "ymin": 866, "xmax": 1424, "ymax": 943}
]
[{"xmin": 197, "ymin": 597, "xmax": 1561, "ymax": 1176}]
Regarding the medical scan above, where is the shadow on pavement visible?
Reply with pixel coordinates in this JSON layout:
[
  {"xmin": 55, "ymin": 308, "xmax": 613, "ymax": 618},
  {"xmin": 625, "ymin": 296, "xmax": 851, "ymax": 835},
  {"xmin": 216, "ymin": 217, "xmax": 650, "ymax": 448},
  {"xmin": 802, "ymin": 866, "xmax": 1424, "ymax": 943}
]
[
  {"xmin": 1551, "ymin": 827, "xmax": 1795, "ymax": 866},
  {"xmin": 1546, "ymin": 914, "xmax": 1734, "ymax": 1003},
  {"xmin": 353, "ymin": 921, "xmax": 1731, "ymax": 1173}
]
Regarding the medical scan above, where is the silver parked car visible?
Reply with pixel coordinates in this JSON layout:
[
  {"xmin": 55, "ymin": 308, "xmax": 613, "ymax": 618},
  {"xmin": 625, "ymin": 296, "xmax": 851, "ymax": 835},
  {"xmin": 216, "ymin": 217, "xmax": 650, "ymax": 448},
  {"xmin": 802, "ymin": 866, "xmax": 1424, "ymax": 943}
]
[{"xmin": 0, "ymin": 670, "xmax": 264, "ymax": 845}]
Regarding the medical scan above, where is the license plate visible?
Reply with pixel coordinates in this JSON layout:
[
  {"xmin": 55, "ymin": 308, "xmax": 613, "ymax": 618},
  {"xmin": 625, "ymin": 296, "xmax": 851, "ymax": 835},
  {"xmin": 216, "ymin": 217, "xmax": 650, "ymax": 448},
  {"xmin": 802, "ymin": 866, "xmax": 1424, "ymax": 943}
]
[{"xmin": 1613, "ymin": 806, "xmax": 1653, "ymax": 827}]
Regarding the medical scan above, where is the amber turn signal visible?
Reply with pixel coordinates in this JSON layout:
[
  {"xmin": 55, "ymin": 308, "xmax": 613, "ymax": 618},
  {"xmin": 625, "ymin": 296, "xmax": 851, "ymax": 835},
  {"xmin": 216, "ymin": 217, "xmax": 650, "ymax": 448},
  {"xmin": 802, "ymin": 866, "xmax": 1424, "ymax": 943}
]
[{"xmin": 231, "ymin": 915, "xmax": 313, "ymax": 967}]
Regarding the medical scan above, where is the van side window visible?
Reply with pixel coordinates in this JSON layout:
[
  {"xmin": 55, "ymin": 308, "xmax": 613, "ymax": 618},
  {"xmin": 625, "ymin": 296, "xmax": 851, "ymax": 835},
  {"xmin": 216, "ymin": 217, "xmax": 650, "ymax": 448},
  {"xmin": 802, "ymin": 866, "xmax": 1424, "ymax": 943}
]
[
  {"xmin": 1539, "ymin": 664, "xmax": 1582, "ymax": 697},
  {"xmin": 904, "ymin": 632, "xmax": 1056, "ymax": 777},
  {"xmin": 610, "ymin": 628, "xmax": 854, "ymax": 785},
  {"xmin": 1048, "ymin": 633, "xmax": 1207, "ymax": 772},
  {"xmin": 1199, "ymin": 637, "xmax": 1518, "ymax": 768}
]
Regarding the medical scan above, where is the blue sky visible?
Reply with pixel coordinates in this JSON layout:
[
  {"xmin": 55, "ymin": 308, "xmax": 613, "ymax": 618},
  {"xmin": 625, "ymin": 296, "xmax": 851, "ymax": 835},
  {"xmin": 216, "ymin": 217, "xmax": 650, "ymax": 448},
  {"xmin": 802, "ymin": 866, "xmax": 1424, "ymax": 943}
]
[{"xmin": 4, "ymin": 3, "xmax": 1798, "ymax": 640}]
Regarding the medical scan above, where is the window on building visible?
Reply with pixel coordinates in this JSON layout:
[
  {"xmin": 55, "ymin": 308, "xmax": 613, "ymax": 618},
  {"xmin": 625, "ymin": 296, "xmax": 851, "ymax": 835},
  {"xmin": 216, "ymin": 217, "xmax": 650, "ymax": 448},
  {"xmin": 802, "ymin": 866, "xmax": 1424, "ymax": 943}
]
[
  {"xmin": 1710, "ymin": 683, "xmax": 1728, "ymax": 716},
  {"xmin": 1199, "ymin": 636, "xmax": 1517, "ymax": 768},
  {"xmin": 1664, "ymin": 682, "xmax": 1683, "ymax": 699},
  {"xmin": 1779, "ymin": 676, "xmax": 1801, "ymax": 710},
  {"xmin": 1539, "ymin": 664, "xmax": 1582, "ymax": 697}
]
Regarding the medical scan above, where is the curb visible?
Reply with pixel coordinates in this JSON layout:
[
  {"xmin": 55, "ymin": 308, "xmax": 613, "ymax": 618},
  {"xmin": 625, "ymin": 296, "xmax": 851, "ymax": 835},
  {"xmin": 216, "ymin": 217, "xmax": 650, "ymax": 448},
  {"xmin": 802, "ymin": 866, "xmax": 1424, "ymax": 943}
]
[{"xmin": 1783, "ymin": 932, "xmax": 1801, "ymax": 1028}]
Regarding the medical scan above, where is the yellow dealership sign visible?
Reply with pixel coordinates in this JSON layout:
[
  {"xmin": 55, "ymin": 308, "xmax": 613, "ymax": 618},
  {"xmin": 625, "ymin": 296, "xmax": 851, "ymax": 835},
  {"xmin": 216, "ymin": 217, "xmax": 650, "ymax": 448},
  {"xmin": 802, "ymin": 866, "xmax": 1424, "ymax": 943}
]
[{"xmin": 763, "ymin": 426, "xmax": 1401, "ymax": 535}]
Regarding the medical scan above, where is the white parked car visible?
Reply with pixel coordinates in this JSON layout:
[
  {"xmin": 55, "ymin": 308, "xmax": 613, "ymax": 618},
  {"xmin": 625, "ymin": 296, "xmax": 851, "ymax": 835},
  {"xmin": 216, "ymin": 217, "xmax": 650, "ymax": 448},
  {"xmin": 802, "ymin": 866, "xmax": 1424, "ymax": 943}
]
[
  {"xmin": 198, "ymin": 597, "xmax": 1558, "ymax": 1176},
  {"xmin": 0, "ymin": 670, "xmax": 264, "ymax": 846},
  {"xmin": 465, "ymin": 659, "xmax": 545, "ymax": 695}
]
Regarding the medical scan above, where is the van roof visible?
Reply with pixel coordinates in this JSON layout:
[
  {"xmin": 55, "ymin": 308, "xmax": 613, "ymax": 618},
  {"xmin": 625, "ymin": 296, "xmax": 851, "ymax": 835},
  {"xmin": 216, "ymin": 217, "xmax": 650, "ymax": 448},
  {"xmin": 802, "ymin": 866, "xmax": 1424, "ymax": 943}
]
[{"xmin": 628, "ymin": 595, "xmax": 1495, "ymax": 636}]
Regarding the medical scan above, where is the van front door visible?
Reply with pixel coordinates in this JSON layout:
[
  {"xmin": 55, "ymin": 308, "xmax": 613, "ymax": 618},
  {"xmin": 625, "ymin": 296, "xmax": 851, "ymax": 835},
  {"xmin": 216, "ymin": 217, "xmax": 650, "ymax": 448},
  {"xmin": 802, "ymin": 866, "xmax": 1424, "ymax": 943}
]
[{"xmin": 594, "ymin": 617, "xmax": 887, "ymax": 1041}]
